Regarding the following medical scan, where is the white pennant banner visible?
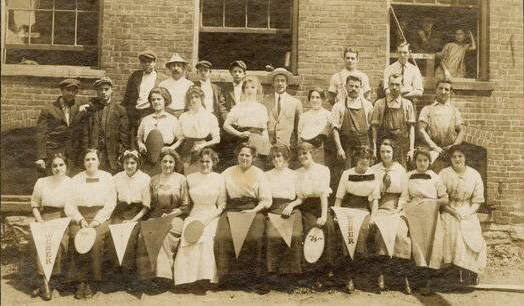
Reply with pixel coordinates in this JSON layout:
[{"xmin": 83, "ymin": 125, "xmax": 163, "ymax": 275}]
[
  {"xmin": 332, "ymin": 207, "xmax": 369, "ymax": 259},
  {"xmin": 109, "ymin": 222, "xmax": 138, "ymax": 266}
]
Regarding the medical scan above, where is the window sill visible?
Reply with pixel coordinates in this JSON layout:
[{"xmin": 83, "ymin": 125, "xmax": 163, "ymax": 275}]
[
  {"xmin": 187, "ymin": 69, "xmax": 301, "ymax": 85},
  {"xmin": 1, "ymin": 65, "xmax": 105, "ymax": 79},
  {"xmin": 423, "ymin": 77, "xmax": 495, "ymax": 92}
]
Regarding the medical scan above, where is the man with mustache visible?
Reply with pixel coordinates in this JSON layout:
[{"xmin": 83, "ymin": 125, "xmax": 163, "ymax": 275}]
[{"xmin": 159, "ymin": 52, "xmax": 194, "ymax": 117}]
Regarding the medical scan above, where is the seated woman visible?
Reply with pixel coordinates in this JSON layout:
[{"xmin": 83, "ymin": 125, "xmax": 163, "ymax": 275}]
[
  {"xmin": 399, "ymin": 147, "xmax": 448, "ymax": 294},
  {"xmin": 110, "ymin": 150, "xmax": 151, "ymax": 289},
  {"xmin": 136, "ymin": 150, "xmax": 189, "ymax": 284},
  {"xmin": 137, "ymin": 87, "xmax": 184, "ymax": 175},
  {"xmin": 30, "ymin": 153, "xmax": 72, "ymax": 300},
  {"xmin": 333, "ymin": 145, "xmax": 380, "ymax": 292},
  {"xmin": 178, "ymin": 85, "xmax": 220, "ymax": 175},
  {"xmin": 298, "ymin": 88, "xmax": 331, "ymax": 165},
  {"xmin": 440, "ymin": 144, "xmax": 486, "ymax": 285},
  {"xmin": 370, "ymin": 139, "xmax": 412, "ymax": 294},
  {"xmin": 214, "ymin": 143, "xmax": 272, "ymax": 293},
  {"xmin": 294, "ymin": 142, "xmax": 340, "ymax": 280},
  {"xmin": 65, "ymin": 148, "xmax": 117, "ymax": 299},
  {"xmin": 265, "ymin": 144, "xmax": 303, "ymax": 282},
  {"xmin": 223, "ymin": 76, "xmax": 271, "ymax": 170},
  {"xmin": 174, "ymin": 148, "xmax": 226, "ymax": 288}
]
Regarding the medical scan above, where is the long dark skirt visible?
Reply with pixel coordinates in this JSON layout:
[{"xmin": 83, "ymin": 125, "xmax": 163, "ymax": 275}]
[
  {"xmin": 266, "ymin": 198, "xmax": 303, "ymax": 274},
  {"xmin": 66, "ymin": 206, "xmax": 109, "ymax": 283},
  {"xmin": 33, "ymin": 207, "xmax": 69, "ymax": 278},
  {"xmin": 214, "ymin": 198, "xmax": 266, "ymax": 280},
  {"xmin": 300, "ymin": 197, "xmax": 342, "ymax": 272}
]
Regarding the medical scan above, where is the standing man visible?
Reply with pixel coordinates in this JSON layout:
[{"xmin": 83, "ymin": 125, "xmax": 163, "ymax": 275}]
[
  {"xmin": 35, "ymin": 78, "xmax": 88, "ymax": 174},
  {"xmin": 328, "ymin": 48, "xmax": 371, "ymax": 104},
  {"xmin": 384, "ymin": 42, "xmax": 423, "ymax": 100},
  {"xmin": 193, "ymin": 60, "xmax": 227, "ymax": 126},
  {"xmin": 223, "ymin": 60, "xmax": 247, "ymax": 112},
  {"xmin": 85, "ymin": 77, "xmax": 130, "ymax": 174},
  {"xmin": 121, "ymin": 50, "xmax": 167, "ymax": 149},
  {"xmin": 371, "ymin": 73, "xmax": 416, "ymax": 167},
  {"xmin": 263, "ymin": 68, "xmax": 303, "ymax": 150},
  {"xmin": 159, "ymin": 52, "xmax": 193, "ymax": 117},
  {"xmin": 418, "ymin": 79, "xmax": 465, "ymax": 172},
  {"xmin": 330, "ymin": 73, "xmax": 374, "ymax": 170},
  {"xmin": 413, "ymin": 17, "xmax": 443, "ymax": 53}
]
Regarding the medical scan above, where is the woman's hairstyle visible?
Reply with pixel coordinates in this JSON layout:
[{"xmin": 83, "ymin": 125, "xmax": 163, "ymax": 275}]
[
  {"xmin": 413, "ymin": 146, "xmax": 432, "ymax": 163},
  {"xmin": 185, "ymin": 85, "xmax": 206, "ymax": 110},
  {"xmin": 234, "ymin": 142, "xmax": 257, "ymax": 159},
  {"xmin": 353, "ymin": 145, "xmax": 373, "ymax": 163},
  {"xmin": 307, "ymin": 87, "xmax": 326, "ymax": 101},
  {"xmin": 199, "ymin": 147, "xmax": 220, "ymax": 165},
  {"xmin": 269, "ymin": 143, "xmax": 290, "ymax": 161},
  {"xmin": 148, "ymin": 86, "xmax": 172, "ymax": 106},
  {"xmin": 240, "ymin": 75, "xmax": 264, "ymax": 101},
  {"xmin": 48, "ymin": 153, "xmax": 70, "ymax": 170},
  {"xmin": 343, "ymin": 47, "xmax": 359, "ymax": 58},
  {"xmin": 435, "ymin": 78, "xmax": 453, "ymax": 90},
  {"xmin": 378, "ymin": 138, "xmax": 398, "ymax": 163},
  {"xmin": 296, "ymin": 142, "xmax": 315, "ymax": 155},
  {"xmin": 447, "ymin": 144, "xmax": 468, "ymax": 160},
  {"xmin": 159, "ymin": 150, "xmax": 183, "ymax": 173},
  {"xmin": 118, "ymin": 150, "xmax": 142, "ymax": 168},
  {"xmin": 84, "ymin": 148, "xmax": 99, "ymax": 159}
]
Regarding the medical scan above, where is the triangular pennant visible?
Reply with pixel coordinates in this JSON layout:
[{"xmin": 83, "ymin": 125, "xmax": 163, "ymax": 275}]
[
  {"xmin": 268, "ymin": 213, "xmax": 296, "ymax": 248},
  {"xmin": 374, "ymin": 213, "xmax": 401, "ymax": 257},
  {"xmin": 404, "ymin": 200, "xmax": 440, "ymax": 267},
  {"xmin": 227, "ymin": 212, "xmax": 256, "ymax": 258},
  {"xmin": 332, "ymin": 207, "xmax": 369, "ymax": 259},
  {"xmin": 30, "ymin": 217, "xmax": 71, "ymax": 282},
  {"xmin": 140, "ymin": 214, "xmax": 176, "ymax": 270},
  {"xmin": 109, "ymin": 222, "xmax": 137, "ymax": 266}
]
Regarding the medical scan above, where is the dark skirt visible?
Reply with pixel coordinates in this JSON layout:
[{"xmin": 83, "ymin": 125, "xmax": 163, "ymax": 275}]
[
  {"xmin": 214, "ymin": 197, "xmax": 266, "ymax": 280},
  {"xmin": 266, "ymin": 198, "xmax": 303, "ymax": 274},
  {"xmin": 107, "ymin": 202, "xmax": 143, "ymax": 271},
  {"xmin": 33, "ymin": 207, "xmax": 69, "ymax": 277},
  {"xmin": 66, "ymin": 206, "xmax": 109, "ymax": 283},
  {"xmin": 300, "ymin": 197, "xmax": 342, "ymax": 271}
]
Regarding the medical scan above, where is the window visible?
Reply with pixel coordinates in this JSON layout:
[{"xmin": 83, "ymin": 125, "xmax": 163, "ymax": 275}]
[
  {"xmin": 389, "ymin": 0, "xmax": 488, "ymax": 81},
  {"xmin": 198, "ymin": 0, "xmax": 298, "ymax": 72},
  {"xmin": 3, "ymin": 0, "xmax": 100, "ymax": 66}
]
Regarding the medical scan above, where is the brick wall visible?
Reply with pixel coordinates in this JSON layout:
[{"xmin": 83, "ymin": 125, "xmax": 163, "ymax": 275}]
[{"xmin": 1, "ymin": 0, "xmax": 523, "ymax": 239}]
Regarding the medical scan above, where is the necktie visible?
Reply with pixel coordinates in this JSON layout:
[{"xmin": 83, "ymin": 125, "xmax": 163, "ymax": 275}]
[
  {"xmin": 401, "ymin": 64, "xmax": 405, "ymax": 86},
  {"xmin": 277, "ymin": 95, "xmax": 282, "ymax": 116},
  {"xmin": 383, "ymin": 169, "xmax": 392, "ymax": 191}
]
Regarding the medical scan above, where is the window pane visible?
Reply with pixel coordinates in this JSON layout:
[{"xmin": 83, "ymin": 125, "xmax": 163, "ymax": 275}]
[
  {"xmin": 458, "ymin": 0, "xmax": 479, "ymax": 7},
  {"xmin": 5, "ymin": 48, "xmax": 98, "ymax": 66},
  {"xmin": 78, "ymin": 0, "xmax": 100, "ymax": 11},
  {"xmin": 54, "ymin": 11, "xmax": 75, "ymax": 45},
  {"xmin": 202, "ymin": 0, "xmax": 223, "ymax": 27},
  {"xmin": 270, "ymin": 0, "xmax": 290, "ymax": 29},
  {"xmin": 77, "ymin": 12, "xmax": 98, "ymax": 45},
  {"xmin": 55, "ymin": 0, "xmax": 75, "ymax": 10},
  {"xmin": 247, "ymin": 0, "xmax": 268, "ymax": 28},
  {"xmin": 225, "ymin": 0, "xmax": 245, "ymax": 27},
  {"xmin": 32, "ymin": 10, "xmax": 53, "ymax": 44},
  {"xmin": 37, "ymin": 0, "xmax": 54, "ymax": 9}
]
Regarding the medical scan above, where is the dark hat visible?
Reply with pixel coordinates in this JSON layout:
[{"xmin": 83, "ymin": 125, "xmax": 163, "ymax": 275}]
[
  {"xmin": 93, "ymin": 77, "xmax": 113, "ymax": 88},
  {"xmin": 138, "ymin": 50, "xmax": 157, "ymax": 61},
  {"xmin": 58, "ymin": 78, "xmax": 80, "ymax": 89},
  {"xmin": 229, "ymin": 60, "xmax": 247, "ymax": 71},
  {"xmin": 195, "ymin": 60, "xmax": 213, "ymax": 69},
  {"xmin": 165, "ymin": 52, "xmax": 189, "ymax": 67}
]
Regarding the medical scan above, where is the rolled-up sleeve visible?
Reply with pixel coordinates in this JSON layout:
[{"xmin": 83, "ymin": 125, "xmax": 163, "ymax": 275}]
[
  {"xmin": 336, "ymin": 171, "xmax": 348, "ymax": 200},
  {"xmin": 31, "ymin": 179, "xmax": 43, "ymax": 208},
  {"xmin": 329, "ymin": 103, "xmax": 344, "ymax": 130},
  {"xmin": 65, "ymin": 177, "xmax": 84, "ymax": 222},
  {"xmin": 94, "ymin": 175, "xmax": 117, "ymax": 223}
]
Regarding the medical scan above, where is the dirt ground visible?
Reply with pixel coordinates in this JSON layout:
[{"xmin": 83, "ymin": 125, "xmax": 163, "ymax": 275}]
[{"xmin": 2, "ymin": 239, "xmax": 524, "ymax": 306}]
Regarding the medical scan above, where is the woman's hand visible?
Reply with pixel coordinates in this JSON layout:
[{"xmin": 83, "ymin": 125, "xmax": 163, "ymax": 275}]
[
  {"xmin": 407, "ymin": 149, "xmax": 415, "ymax": 161},
  {"xmin": 88, "ymin": 220, "xmax": 100, "ymax": 228},
  {"xmin": 281, "ymin": 204, "xmax": 294, "ymax": 218},
  {"xmin": 36, "ymin": 217, "xmax": 45, "ymax": 223},
  {"xmin": 241, "ymin": 208, "xmax": 257, "ymax": 214},
  {"xmin": 138, "ymin": 142, "xmax": 147, "ymax": 153},
  {"xmin": 161, "ymin": 146, "xmax": 171, "ymax": 154},
  {"xmin": 80, "ymin": 219, "xmax": 89, "ymax": 228},
  {"xmin": 192, "ymin": 143, "xmax": 205, "ymax": 152},
  {"xmin": 35, "ymin": 159, "xmax": 46, "ymax": 169},
  {"xmin": 122, "ymin": 220, "xmax": 132, "ymax": 223},
  {"xmin": 316, "ymin": 214, "xmax": 327, "ymax": 227},
  {"xmin": 337, "ymin": 148, "xmax": 346, "ymax": 161}
]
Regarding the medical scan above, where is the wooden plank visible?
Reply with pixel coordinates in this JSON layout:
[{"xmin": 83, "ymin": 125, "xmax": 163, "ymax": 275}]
[
  {"xmin": 1, "ymin": 201, "xmax": 32, "ymax": 213},
  {"xmin": 469, "ymin": 284, "xmax": 524, "ymax": 293}
]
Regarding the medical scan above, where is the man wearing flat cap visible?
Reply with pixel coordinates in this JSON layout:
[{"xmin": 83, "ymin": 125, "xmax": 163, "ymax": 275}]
[
  {"xmin": 223, "ymin": 60, "xmax": 247, "ymax": 112},
  {"xmin": 35, "ymin": 78, "xmax": 88, "ymax": 174},
  {"xmin": 159, "ymin": 52, "xmax": 193, "ymax": 117},
  {"xmin": 122, "ymin": 50, "xmax": 167, "ymax": 149},
  {"xmin": 84, "ymin": 77, "xmax": 130, "ymax": 173},
  {"xmin": 263, "ymin": 68, "xmax": 303, "ymax": 151},
  {"xmin": 193, "ymin": 60, "xmax": 227, "ymax": 125}
]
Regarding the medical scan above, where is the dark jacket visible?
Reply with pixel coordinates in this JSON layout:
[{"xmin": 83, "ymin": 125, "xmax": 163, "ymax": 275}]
[
  {"xmin": 86, "ymin": 98, "xmax": 130, "ymax": 170},
  {"xmin": 36, "ymin": 97, "xmax": 89, "ymax": 166},
  {"xmin": 222, "ymin": 82, "xmax": 237, "ymax": 116},
  {"xmin": 121, "ymin": 69, "xmax": 168, "ymax": 125},
  {"xmin": 193, "ymin": 80, "xmax": 227, "ymax": 127}
]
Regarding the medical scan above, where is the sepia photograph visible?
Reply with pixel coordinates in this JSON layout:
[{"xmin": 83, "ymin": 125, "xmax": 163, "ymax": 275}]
[{"xmin": 1, "ymin": 0, "xmax": 523, "ymax": 305}]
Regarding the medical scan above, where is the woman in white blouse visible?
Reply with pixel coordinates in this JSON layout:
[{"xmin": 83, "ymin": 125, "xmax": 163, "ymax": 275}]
[
  {"xmin": 333, "ymin": 145, "xmax": 380, "ymax": 292},
  {"xmin": 178, "ymin": 85, "xmax": 220, "ymax": 175},
  {"xmin": 30, "ymin": 153, "xmax": 72, "ymax": 300},
  {"xmin": 65, "ymin": 148, "xmax": 117, "ymax": 299},
  {"xmin": 369, "ymin": 139, "xmax": 412, "ymax": 294},
  {"xmin": 110, "ymin": 150, "xmax": 151, "ymax": 288},
  {"xmin": 265, "ymin": 144, "xmax": 303, "ymax": 279}
]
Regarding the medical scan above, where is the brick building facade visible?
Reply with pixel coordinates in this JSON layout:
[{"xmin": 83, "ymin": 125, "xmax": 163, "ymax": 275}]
[{"xmin": 1, "ymin": 0, "xmax": 523, "ymax": 242}]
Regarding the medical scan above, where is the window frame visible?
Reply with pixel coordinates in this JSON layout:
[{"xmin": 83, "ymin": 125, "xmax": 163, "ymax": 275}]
[
  {"xmin": 196, "ymin": 0, "xmax": 298, "ymax": 74},
  {"xmin": 1, "ymin": 0, "xmax": 102, "ymax": 69}
]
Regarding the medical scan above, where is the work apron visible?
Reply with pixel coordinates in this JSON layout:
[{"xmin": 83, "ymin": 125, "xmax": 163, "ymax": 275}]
[{"xmin": 378, "ymin": 98, "xmax": 411, "ymax": 168}]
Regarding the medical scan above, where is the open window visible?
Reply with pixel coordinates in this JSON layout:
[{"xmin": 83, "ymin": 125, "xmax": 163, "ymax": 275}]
[
  {"xmin": 2, "ymin": 0, "xmax": 100, "ymax": 67},
  {"xmin": 198, "ymin": 0, "xmax": 298, "ymax": 72},
  {"xmin": 389, "ymin": 0, "xmax": 489, "ymax": 82}
]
